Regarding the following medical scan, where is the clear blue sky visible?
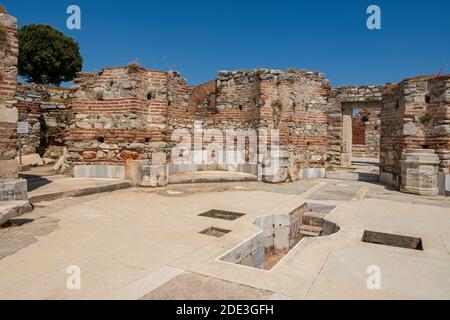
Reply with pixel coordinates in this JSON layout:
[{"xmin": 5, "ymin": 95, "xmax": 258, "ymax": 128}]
[{"xmin": 3, "ymin": 0, "xmax": 450, "ymax": 86}]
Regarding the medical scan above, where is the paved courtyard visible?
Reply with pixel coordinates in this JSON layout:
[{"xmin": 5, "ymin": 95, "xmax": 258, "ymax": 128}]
[{"xmin": 0, "ymin": 179, "xmax": 449, "ymax": 300}]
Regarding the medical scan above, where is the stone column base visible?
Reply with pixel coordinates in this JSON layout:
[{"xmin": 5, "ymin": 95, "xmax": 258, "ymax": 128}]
[
  {"xmin": 340, "ymin": 153, "xmax": 352, "ymax": 166},
  {"xmin": 400, "ymin": 149, "xmax": 440, "ymax": 196},
  {"xmin": 400, "ymin": 185, "xmax": 439, "ymax": 197}
]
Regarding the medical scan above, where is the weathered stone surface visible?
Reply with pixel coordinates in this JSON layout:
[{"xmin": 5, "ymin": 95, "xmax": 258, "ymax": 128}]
[
  {"xmin": 139, "ymin": 165, "xmax": 168, "ymax": 188},
  {"xmin": 401, "ymin": 149, "xmax": 440, "ymax": 196},
  {"xmin": 82, "ymin": 151, "xmax": 97, "ymax": 160},
  {"xmin": 0, "ymin": 200, "xmax": 32, "ymax": 226},
  {"xmin": 76, "ymin": 122, "xmax": 92, "ymax": 130},
  {"xmin": 151, "ymin": 152, "xmax": 167, "ymax": 165},
  {"xmin": 120, "ymin": 150, "xmax": 139, "ymax": 160},
  {"xmin": 403, "ymin": 122, "xmax": 419, "ymax": 136},
  {"xmin": 0, "ymin": 160, "xmax": 18, "ymax": 179},
  {"xmin": 127, "ymin": 160, "xmax": 168, "ymax": 187},
  {"xmin": 0, "ymin": 179, "xmax": 28, "ymax": 201},
  {"xmin": 0, "ymin": 105, "xmax": 18, "ymax": 123},
  {"xmin": 380, "ymin": 75, "xmax": 450, "ymax": 188},
  {"xmin": 0, "ymin": 10, "xmax": 19, "ymax": 169},
  {"xmin": 0, "ymin": 13, "xmax": 18, "ymax": 29},
  {"xmin": 298, "ymin": 168, "xmax": 325, "ymax": 180},
  {"xmin": 73, "ymin": 165, "xmax": 125, "ymax": 180},
  {"xmin": 262, "ymin": 149, "xmax": 290, "ymax": 184},
  {"xmin": 15, "ymin": 154, "xmax": 44, "ymax": 167}
]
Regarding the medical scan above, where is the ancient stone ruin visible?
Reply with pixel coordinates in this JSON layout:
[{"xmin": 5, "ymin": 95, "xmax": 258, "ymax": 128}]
[
  {"xmin": 0, "ymin": 10, "xmax": 30, "ymax": 225},
  {"xmin": 1, "ymin": 8, "xmax": 449, "ymax": 201}
]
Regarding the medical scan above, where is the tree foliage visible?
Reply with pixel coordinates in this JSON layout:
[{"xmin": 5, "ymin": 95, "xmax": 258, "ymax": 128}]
[{"xmin": 18, "ymin": 24, "xmax": 83, "ymax": 85}]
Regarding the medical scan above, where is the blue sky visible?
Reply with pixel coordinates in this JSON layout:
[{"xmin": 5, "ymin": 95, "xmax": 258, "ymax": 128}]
[{"xmin": 3, "ymin": 0, "xmax": 450, "ymax": 86}]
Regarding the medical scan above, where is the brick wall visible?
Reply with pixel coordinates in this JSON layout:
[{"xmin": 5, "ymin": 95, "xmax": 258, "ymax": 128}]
[
  {"xmin": 352, "ymin": 113, "xmax": 366, "ymax": 145},
  {"xmin": 0, "ymin": 12, "xmax": 18, "ymax": 179},
  {"xmin": 60, "ymin": 67, "xmax": 331, "ymax": 179},
  {"xmin": 258, "ymin": 70, "xmax": 329, "ymax": 175},
  {"xmin": 380, "ymin": 75, "xmax": 450, "ymax": 178},
  {"xmin": 64, "ymin": 66, "xmax": 187, "ymax": 169},
  {"xmin": 15, "ymin": 84, "xmax": 73, "ymax": 158}
]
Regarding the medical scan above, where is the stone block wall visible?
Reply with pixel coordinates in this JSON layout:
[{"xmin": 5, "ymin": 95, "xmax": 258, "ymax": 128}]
[
  {"xmin": 65, "ymin": 66, "xmax": 189, "ymax": 170},
  {"xmin": 258, "ymin": 70, "xmax": 330, "ymax": 179},
  {"xmin": 379, "ymin": 84, "xmax": 407, "ymax": 178},
  {"xmin": 426, "ymin": 76, "xmax": 450, "ymax": 174},
  {"xmin": 15, "ymin": 84, "xmax": 73, "ymax": 158},
  {"xmin": 62, "ymin": 67, "xmax": 331, "ymax": 181},
  {"xmin": 0, "ymin": 11, "xmax": 18, "ymax": 178},
  {"xmin": 380, "ymin": 75, "xmax": 450, "ymax": 181},
  {"xmin": 173, "ymin": 69, "xmax": 329, "ymax": 180},
  {"xmin": 167, "ymin": 70, "xmax": 261, "ymax": 172}
]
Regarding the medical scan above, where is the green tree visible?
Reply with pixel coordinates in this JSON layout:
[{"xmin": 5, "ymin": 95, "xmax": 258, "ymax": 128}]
[{"xmin": 18, "ymin": 24, "xmax": 83, "ymax": 85}]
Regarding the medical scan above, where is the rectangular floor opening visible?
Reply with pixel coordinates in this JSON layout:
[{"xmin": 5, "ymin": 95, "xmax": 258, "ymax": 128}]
[
  {"xmin": 219, "ymin": 202, "xmax": 339, "ymax": 270},
  {"xmin": 200, "ymin": 227, "xmax": 231, "ymax": 238},
  {"xmin": 362, "ymin": 231, "xmax": 424, "ymax": 251},
  {"xmin": 199, "ymin": 209, "xmax": 245, "ymax": 221}
]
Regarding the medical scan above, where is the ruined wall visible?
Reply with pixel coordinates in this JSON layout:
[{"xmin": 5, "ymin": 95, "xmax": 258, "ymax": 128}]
[
  {"xmin": 379, "ymin": 85, "xmax": 405, "ymax": 178},
  {"xmin": 258, "ymin": 70, "xmax": 329, "ymax": 178},
  {"xmin": 16, "ymin": 84, "xmax": 73, "ymax": 159},
  {"xmin": 65, "ymin": 66, "xmax": 189, "ymax": 169},
  {"xmin": 63, "ymin": 67, "xmax": 331, "ymax": 180},
  {"xmin": 167, "ymin": 70, "xmax": 261, "ymax": 170},
  {"xmin": 0, "ymin": 11, "xmax": 18, "ymax": 178},
  {"xmin": 425, "ymin": 76, "xmax": 450, "ymax": 174},
  {"xmin": 326, "ymin": 90, "xmax": 341, "ymax": 165},
  {"xmin": 380, "ymin": 76, "xmax": 450, "ymax": 180},
  {"xmin": 168, "ymin": 69, "xmax": 330, "ymax": 179}
]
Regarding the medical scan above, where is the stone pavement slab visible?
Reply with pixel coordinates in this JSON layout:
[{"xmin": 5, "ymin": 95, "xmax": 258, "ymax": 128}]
[
  {"xmin": 27, "ymin": 177, "xmax": 132, "ymax": 204},
  {"xmin": 0, "ymin": 179, "xmax": 449, "ymax": 300}
]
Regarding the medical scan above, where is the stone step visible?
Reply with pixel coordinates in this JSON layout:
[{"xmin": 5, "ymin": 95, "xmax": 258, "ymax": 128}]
[
  {"xmin": 169, "ymin": 171, "xmax": 258, "ymax": 185},
  {"xmin": 28, "ymin": 181, "xmax": 132, "ymax": 204},
  {"xmin": 326, "ymin": 171, "xmax": 379, "ymax": 182},
  {"xmin": 300, "ymin": 225, "xmax": 323, "ymax": 237},
  {"xmin": 301, "ymin": 212, "xmax": 327, "ymax": 227},
  {"xmin": 0, "ymin": 201, "xmax": 33, "ymax": 226}
]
